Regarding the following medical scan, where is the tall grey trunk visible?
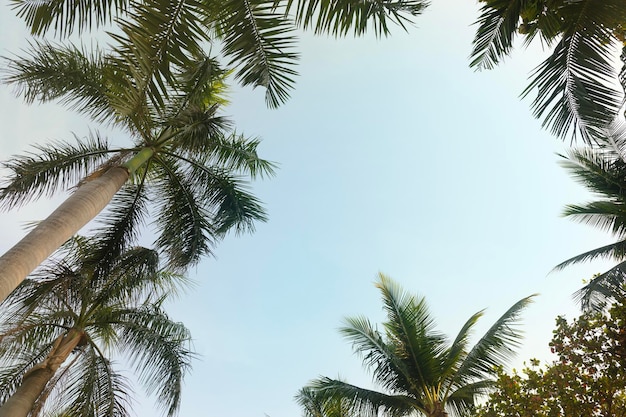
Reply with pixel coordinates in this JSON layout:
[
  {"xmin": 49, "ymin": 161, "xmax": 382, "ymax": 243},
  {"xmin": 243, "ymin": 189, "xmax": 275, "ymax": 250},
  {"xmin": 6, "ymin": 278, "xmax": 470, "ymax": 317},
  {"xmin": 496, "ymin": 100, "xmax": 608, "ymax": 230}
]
[
  {"xmin": 0, "ymin": 167, "xmax": 129, "ymax": 303},
  {"xmin": 0, "ymin": 329, "xmax": 84, "ymax": 417}
]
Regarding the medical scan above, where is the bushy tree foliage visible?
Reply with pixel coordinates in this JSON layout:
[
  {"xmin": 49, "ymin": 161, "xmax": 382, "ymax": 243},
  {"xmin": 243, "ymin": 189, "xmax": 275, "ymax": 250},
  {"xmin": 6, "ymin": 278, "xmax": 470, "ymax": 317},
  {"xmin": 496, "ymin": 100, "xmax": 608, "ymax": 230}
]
[{"xmin": 475, "ymin": 302, "xmax": 626, "ymax": 417}]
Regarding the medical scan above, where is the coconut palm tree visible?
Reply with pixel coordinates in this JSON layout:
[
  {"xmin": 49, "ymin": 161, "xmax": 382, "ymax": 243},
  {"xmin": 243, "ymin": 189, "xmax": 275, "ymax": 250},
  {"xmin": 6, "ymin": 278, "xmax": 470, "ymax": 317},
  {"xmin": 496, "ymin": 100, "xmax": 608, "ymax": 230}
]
[
  {"xmin": 11, "ymin": 0, "xmax": 428, "ymax": 108},
  {"xmin": 553, "ymin": 122, "xmax": 626, "ymax": 309},
  {"xmin": 0, "ymin": 236, "xmax": 193, "ymax": 417},
  {"xmin": 0, "ymin": 29, "xmax": 273, "ymax": 303},
  {"xmin": 469, "ymin": 0, "xmax": 626, "ymax": 144},
  {"xmin": 299, "ymin": 273, "xmax": 534, "ymax": 417}
]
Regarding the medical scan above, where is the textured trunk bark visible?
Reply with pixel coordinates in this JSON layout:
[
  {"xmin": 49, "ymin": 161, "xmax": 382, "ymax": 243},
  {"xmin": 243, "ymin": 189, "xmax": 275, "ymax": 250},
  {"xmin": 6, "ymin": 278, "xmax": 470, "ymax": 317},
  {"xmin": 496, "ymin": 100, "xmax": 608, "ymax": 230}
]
[
  {"xmin": 0, "ymin": 146, "xmax": 155, "ymax": 303},
  {"xmin": 0, "ymin": 167, "xmax": 129, "ymax": 303},
  {"xmin": 0, "ymin": 329, "xmax": 84, "ymax": 417}
]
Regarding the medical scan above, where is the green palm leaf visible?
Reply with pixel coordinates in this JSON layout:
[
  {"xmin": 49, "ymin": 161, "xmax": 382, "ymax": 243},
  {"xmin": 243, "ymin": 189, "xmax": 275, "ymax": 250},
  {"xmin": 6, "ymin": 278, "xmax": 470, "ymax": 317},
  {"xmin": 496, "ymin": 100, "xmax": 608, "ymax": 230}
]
[
  {"xmin": 3, "ymin": 41, "xmax": 115, "ymax": 122},
  {"xmin": 0, "ymin": 134, "xmax": 113, "ymax": 209},
  {"xmin": 60, "ymin": 350, "xmax": 133, "ymax": 417},
  {"xmin": 216, "ymin": 0, "xmax": 299, "ymax": 108},
  {"xmin": 305, "ymin": 377, "xmax": 414, "ymax": 417},
  {"xmin": 114, "ymin": 305, "xmax": 192, "ymax": 417},
  {"xmin": 10, "ymin": 0, "xmax": 129, "ymax": 36},
  {"xmin": 455, "ymin": 295, "xmax": 533, "ymax": 384},
  {"xmin": 341, "ymin": 316, "xmax": 414, "ymax": 395},
  {"xmin": 281, "ymin": 0, "xmax": 427, "ymax": 37},
  {"xmin": 575, "ymin": 261, "xmax": 626, "ymax": 310},
  {"xmin": 521, "ymin": 0, "xmax": 624, "ymax": 143},
  {"xmin": 469, "ymin": 0, "xmax": 526, "ymax": 70}
]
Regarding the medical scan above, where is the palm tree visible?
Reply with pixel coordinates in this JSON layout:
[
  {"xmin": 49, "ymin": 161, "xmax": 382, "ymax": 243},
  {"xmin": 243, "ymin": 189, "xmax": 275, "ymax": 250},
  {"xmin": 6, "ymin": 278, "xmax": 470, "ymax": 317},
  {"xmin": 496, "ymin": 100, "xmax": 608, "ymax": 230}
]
[
  {"xmin": 0, "ymin": 32, "xmax": 273, "ymax": 303},
  {"xmin": 553, "ymin": 122, "xmax": 626, "ymax": 309},
  {"xmin": 298, "ymin": 273, "xmax": 534, "ymax": 417},
  {"xmin": 469, "ymin": 0, "xmax": 626, "ymax": 144},
  {"xmin": 0, "ymin": 236, "xmax": 192, "ymax": 417},
  {"xmin": 11, "ymin": 0, "xmax": 428, "ymax": 108}
]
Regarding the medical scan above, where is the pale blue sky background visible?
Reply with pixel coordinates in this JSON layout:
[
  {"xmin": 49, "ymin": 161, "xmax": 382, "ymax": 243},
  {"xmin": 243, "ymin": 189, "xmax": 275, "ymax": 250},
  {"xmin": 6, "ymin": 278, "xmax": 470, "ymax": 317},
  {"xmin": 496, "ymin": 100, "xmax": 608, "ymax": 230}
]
[{"xmin": 0, "ymin": 0, "xmax": 619, "ymax": 416}]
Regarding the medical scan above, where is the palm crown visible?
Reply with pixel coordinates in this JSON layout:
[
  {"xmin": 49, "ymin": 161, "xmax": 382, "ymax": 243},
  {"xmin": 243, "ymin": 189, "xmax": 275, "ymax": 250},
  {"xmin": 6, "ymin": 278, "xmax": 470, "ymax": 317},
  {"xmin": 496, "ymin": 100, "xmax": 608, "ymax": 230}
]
[
  {"xmin": 298, "ymin": 273, "xmax": 534, "ymax": 417},
  {"xmin": 470, "ymin": 0, "xmax": 626, "ymax": 143},
  {"xmin": 0, "ymin": 29, "xmax": 274, "ymax": 302},
  {"xmin": 554, "ymin": 122, "xmax": 626, "ymax": 309},
  {"xmin": 0, "ymin": 237, "xmax": 193, "ymax": 417}
]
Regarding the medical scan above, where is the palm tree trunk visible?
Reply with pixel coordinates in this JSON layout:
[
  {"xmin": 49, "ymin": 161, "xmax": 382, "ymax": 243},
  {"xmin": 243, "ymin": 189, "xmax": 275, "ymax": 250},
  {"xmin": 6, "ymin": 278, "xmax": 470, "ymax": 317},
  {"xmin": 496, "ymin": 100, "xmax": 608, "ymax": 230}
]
[
  {"xmin": 0, "ymin": 147, "xmax": 155, "ymax": 303},
  {"xmin": 0, "ymin": 329, "xmax": 84, "ymax": 417}
]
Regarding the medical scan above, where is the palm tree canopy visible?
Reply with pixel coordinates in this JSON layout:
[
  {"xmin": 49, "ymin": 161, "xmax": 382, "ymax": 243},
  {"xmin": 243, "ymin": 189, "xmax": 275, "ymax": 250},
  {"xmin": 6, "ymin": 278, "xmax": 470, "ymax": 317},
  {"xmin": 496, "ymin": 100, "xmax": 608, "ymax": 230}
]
[
  {"xmin": 0, "ymin": 236, "xmax": 193, "ymax": 417},
  {"xmin": 553, "ymin": 122, "xmax": 626, "ymax": 309},
  {"xmin": 10, "ymin": 0, "xmax": 428, "ymax": 108},
  {"xmin": 470, "ymin": 0, "xmax": 626, "ymax": 143},
  {"xmin": 299, "ymin": 273, "xmax": 534, "ymax": 417},
  {"xmin": 1, "ymin": 34, "xmax": 274, "ymax": 272}
]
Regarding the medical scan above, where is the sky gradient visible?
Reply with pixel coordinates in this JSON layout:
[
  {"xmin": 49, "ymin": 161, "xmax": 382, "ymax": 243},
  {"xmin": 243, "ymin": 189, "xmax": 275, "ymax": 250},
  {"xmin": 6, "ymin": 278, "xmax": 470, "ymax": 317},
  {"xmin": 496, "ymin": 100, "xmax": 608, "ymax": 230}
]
[{"xmin": 0, "ymin": 1, "xmax": 619, "ymax": 416}]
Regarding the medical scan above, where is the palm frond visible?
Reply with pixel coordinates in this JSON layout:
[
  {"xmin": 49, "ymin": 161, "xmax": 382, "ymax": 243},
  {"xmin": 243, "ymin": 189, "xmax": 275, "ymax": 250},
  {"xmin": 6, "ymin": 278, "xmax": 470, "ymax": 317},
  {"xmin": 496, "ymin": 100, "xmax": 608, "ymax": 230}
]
[
  {"xmin": 554, "ymin": 239, "xmax": 626, "ymax": 271},
  {"xmin": 296, "ymin": 386, "xmax": 355, "ymax": 417},
  {"xmin": 445, "ymin": 379, "xmax": 494, "ymax": 417},
  {"xmin": 455, "ymin": 295, "xmax": 534, "ymax": 384},
  {"xmin": 172, "ymin": 55, "xmax": 230, "ymax": 110},
  {"xmin": 87, "ymin": 181, "xmax": 150, "ymax": 270},
  {"xmin": 440, "ymin": 311, "xmax": 483, "ymax": 384},
  {"xmin": 115, "ymin": 305, "xmax": 192, "ymax": 417},
  {"xmin": 521, "ymin": 0, "xmax": 624, "ymax": 143},
  {"xmin": 0, "ymin": 134, "xmax": 113, "ymax": 210},
  {"xmin": 111, "ymin": 0, "xmax": 208, "ymax": 113},
  {"xmin": 167, "ymin": 131, "xmax": 276, "ymax": 179},
  {"xmin": 559, "ymin": 152, "xmax": 626, "ymax": 202},
  {"xmin": 340, "ymin": 316, "xmax": 414, "ymax": 395},
  {"xmin": 563, "ymin": 201, "xmax": 626, "ymax": 238},
  {"xmin": 304, "ymin": 377, "xmax": 415, "ymax": 417},
  {"xmin": 150, "ymin": 155, "xmax": 215, "ymax": 270},
  {"xmin": 376, "ymin": 273, "xmax": 447, "ymax": 392},
  {"xmin": 59, "ymin": 348, "xmax": 133, "ymax": 417},
  {"xmin": 0, "ymin": 337, "xmax": 59, "ymax": 403},
  {"xmin": 10, "ymin": 0, "xmax": 130, "ymax": 36},
  {"xmin": 217, "ymin": 0, "xmax": 299, "ymax": 108},
  {"xmin": 281, "ymin": 0, "xmax": 427, "ymax": 37},
  {"xmin": 575, "ymin": 261, "xmax": 626, "ymax": 311},
  {"xmin": 469, "ymin": 0, "xmax": 525, "ymax": 70},
  {"xmin": 2, "ymin": 41, "xmax": 118, "ymax": 124}
]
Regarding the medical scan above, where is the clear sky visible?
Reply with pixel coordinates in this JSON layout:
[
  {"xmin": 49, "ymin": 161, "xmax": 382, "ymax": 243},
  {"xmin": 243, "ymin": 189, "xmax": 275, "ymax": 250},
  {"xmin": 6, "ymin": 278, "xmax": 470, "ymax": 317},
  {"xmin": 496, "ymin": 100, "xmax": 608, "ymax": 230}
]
[{"xmin": 0, "ymin": 0, "xmax": 620, "ymax": 416}]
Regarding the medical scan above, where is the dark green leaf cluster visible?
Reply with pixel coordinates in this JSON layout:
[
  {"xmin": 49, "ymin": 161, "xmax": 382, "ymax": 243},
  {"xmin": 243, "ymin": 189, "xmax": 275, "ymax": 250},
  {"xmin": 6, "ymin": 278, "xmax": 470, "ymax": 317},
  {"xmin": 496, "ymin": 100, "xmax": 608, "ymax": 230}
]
[
  {"xmin": 554, "ymin": 122, "xmax": 626, "ymax": 309},
  {"xmin": 470, "ymin": 0, "xmax": 626, "ymax": 143},
  {"xmin": 0, "ymin": 237, "xmax": 193, "ymax": 417},
  {"xmin": 10, "ymin": 0, "xmax": 427, "ymax": 108}
]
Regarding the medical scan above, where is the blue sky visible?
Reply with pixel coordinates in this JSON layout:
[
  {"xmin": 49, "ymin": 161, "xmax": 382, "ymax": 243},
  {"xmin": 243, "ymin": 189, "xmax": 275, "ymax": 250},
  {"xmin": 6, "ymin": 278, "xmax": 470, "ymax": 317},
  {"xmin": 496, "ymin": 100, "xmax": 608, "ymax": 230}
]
[{"xmin": 0, "ymin": 0, "xmax": 620, "ymax": 416}]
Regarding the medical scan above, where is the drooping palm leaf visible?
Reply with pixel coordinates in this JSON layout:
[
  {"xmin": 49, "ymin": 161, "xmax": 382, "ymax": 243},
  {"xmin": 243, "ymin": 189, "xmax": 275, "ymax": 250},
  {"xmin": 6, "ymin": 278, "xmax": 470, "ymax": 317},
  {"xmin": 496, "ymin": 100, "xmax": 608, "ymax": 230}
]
[
  {"xmin": 469, "ymin": 0, "xmax": 526, "ymax": 70},
  {"xmin": 305, "ymin": 377, "xmax": 414, "ymax": 417},
  {"xmin": 470, "ymin": 0, "xmax": 626, "ymax": 143},
  {"xmin": 0, "ymin": 134, "xmax": 113, "ymax": 209},
  {"xmin": 341, "ymin": 316, "xmax": 414, "ymax": 395},
  {"xmin": 521, "ymin": 0, "xmax": 625, "ymax": 143},
  {"xmin": 10, "ymin": 0, "xmax": 130, "ymax": 36},
  {"xmin": 281, "ymin": 0, "xmax": 427, "ymax": 37},
  {"xmin": 216, "ymin": 0, "xmax": 299, "ymax": 108},
  {"xmin": 114, "ymin": 305, "xmax": 192, "ymax": 417}
]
